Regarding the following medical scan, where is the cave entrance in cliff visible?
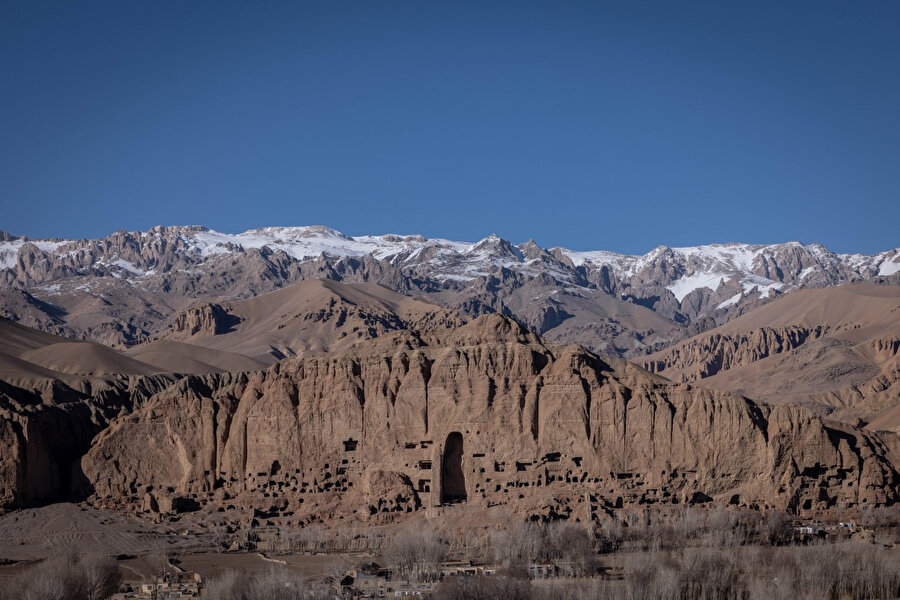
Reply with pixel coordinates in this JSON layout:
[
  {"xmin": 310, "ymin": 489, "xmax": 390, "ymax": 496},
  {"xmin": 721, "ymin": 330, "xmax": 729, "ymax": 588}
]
[{"xmin": 441, "ymin": 432, "xmax": 467, "ymax": 504}]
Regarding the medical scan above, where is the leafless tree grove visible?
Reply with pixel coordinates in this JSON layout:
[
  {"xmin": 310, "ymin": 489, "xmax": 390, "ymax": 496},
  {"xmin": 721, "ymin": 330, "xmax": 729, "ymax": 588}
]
[
  {"xmin": 381, "ymin": 529, "xmax": 448, "ymax": 582},
  {"xmin": 203, "ymin": 567, "xmax": 333, "ymax": 600},
  {"xmin": 4, "ymin": 551, "xmax": 122, "ymax": 600}
]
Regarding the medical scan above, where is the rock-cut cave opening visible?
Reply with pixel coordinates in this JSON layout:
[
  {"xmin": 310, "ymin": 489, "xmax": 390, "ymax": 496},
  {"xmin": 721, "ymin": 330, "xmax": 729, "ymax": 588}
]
[{"xmin": 441, "ymin": 432, "xmax": 467, "ymax": 504}]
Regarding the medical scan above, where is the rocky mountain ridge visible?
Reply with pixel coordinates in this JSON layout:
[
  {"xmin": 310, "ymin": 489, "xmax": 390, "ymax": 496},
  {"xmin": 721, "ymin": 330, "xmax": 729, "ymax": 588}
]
[
  {"xmin": 1, "ymin": 225, "xmax": 897, "ymax": 356},
  {"xmin": 642, "ymin": 285, "xmax": 900, "ymax": 433}
]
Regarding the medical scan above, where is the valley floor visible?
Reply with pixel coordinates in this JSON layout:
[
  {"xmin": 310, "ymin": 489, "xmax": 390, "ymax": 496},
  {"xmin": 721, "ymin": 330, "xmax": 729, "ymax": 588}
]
[{"xmin": 1, "ymin": 502, "xmax": 899, "ymax": 599}]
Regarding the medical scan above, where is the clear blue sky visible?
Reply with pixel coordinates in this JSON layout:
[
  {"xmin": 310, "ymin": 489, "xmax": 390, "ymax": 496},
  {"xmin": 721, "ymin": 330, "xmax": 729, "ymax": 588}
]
[{"xmin": 1, "ymin": 1, "xmax": 898, "ymax": 254}]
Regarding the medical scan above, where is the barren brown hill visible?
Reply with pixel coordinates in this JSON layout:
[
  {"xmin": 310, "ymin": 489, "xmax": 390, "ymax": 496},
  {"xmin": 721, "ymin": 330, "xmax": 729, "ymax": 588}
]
[
  {"xmin": 0, "ymin": 283, "xmax": 462, "ymax": 511},
  {"xmin": 81, "ymin": 314, "xmax": 898, "ymax": 527},
  {"xmin": 18, "ymin": 342, "xmax": 162, "ymax": 378},
  {"xmin": 158, "ymin": 279, "xmax": 468, "ymax": 363},
  {"xmin": 642, "ymin": 285, "xmax": 900, "ymax": 431},
  {"xmin": 123, "ymin": 340, "xmax": 268, "ymax": 374},
  {"xmin": 0, "ymin": 315, "xmax": 69, "ymax": 356},
  {"xmin": 0, "ymin": 502, "xmax": 187, "ymax": 562},
  {"xmin": 0, "ymin": 317, "xmax": 165, "ymax": 389},
  {"xmin": 0, "ymin": 284, "xmax": 462, "ymax": 512}
]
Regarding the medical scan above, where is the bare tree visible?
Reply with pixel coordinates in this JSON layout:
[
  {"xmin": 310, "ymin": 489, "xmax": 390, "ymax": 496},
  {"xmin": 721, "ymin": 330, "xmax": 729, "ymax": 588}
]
[
  {"xmin": 757, "ymin": 510, "xmax": 792, "ymax": 546},
  {"xmin": 324, "ymin": 556, "xmax": 353, "ymax": 585},
  {"xmin": 204, "ymin": 567, "xmax": 333, "ymax": 600},
  {"xmin": 621, "ymin": 551, "xmax": 680, "ymax": 600},
  {"xmin": 558, "ymin": 525, "xmax": 597, "ymax": 576},
  {"xmin": 491, "ymin": 522, "xmax": 544, "ymax": 566},
  {"xmin": 146, "ymin": 549, "xmax": 170, "ymax": 581},
  {"xmin": 204, "ymin": 570, "xmax": 242, "ymax": 600},
  {"xmin": 597, "ymin": 518, "xmax": 623, "ymax": 553},
  {"xmin": 210, "ymin": 523, "xmax": 230, "ymax": 552},
  {"xmin": 382, "ymin": 529, "xmax": 447, "ymax": 582},
  {"xmin": 298, "ymin": 524, "xmax": 326, "ymax": 553},
  {"xmin": 81, "ymin": 555, "xmax": 122, "ymax": 600}
]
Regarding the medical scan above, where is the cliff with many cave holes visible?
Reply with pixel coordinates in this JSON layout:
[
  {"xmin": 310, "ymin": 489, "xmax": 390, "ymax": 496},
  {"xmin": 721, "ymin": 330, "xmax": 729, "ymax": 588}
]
[{"xmin": 82, "ymin": 316, "xmax": 899, "ymax": 523}]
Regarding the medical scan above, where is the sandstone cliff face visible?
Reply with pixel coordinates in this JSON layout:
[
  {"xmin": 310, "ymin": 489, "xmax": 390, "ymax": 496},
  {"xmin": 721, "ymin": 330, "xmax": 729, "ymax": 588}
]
[
  {"xmin": 82, "ymin": 316, "xmax": 898, "ymax": 523},
  {"xmin": 0, "ymin": 375, "xmax": 176, "ymax": 510}
]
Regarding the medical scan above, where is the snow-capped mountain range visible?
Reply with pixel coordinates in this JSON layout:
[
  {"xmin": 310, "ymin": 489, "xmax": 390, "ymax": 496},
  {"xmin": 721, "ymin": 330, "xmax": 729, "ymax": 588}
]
[
  {"xmin": 3, "ymin": 224, "xmax": 897, "ymax": 289},
  {"xmin": 1, "ymin": 225, "xmax": 897, "ymax": 354}
]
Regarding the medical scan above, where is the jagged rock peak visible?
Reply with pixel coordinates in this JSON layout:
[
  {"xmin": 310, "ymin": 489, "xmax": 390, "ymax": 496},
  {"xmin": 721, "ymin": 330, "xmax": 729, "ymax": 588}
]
[
  {"xmin": 446, "ymin": 313, "xmax": 540, "ymax": 346},
  {"xmin": 2, "ymin": 224, "xmax": 897, "ymax": 354}
]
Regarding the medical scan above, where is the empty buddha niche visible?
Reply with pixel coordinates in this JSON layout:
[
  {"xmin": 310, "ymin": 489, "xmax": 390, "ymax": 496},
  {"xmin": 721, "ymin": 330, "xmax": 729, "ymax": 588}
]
[{"xmin": 441, "ymin": 432, "xmax": 467, "ymax": 504}]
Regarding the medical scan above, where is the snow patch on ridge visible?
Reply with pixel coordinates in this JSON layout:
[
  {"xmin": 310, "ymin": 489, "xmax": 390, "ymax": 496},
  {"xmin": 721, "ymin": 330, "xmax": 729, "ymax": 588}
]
[
  {"xmin": 189, "ymin": 227, "xmax": 473, "ymax": 264},
  {"xmin": 0, "ymin": 239, "xmax": 70, "ymax": 269},
  {"xmin": 879, "ymin": 257, "xmax": 900, "ymax": 276},
  {"xmin": 667, "ymin": 272, "xmax": 729, "ymax": 302},
  {"xmin": 717, "ymin": 292, "xmax": 743, "ymax": 309},
  {"xmin": 671, "ymin": 243, "xmax": 761, "ymax": 272},
  {"xmin": 111, "ymin": 259, "xmax": 145, "ymax": 275},
  {"xmin": 0, "ymin": 251, "xmax": 16, "ymax": 269},
  {"xmin": 798, "ymin": 267, "xmax": 816, "ymax": 280},
  {"xmin": 560, "ymin": 249, "xmax": 638, "ymax": 273}
]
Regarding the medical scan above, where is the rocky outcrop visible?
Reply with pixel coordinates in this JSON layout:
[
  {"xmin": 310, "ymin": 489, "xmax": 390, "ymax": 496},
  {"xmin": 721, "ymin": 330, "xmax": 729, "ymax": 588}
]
[
  {"xmin": 642, "ymin": 326, "xmax": 828, "ymax": 381},
  {"xmin": 171, "ymin": 303, "xmax": 239, "ymax": 336},
  {"xmin": 82, "ymin": 316, "xmax": 899, "ymax": 522},
  {"xmin": 870, "ymin": 337, "xmax": 900, "ymax": 363}
]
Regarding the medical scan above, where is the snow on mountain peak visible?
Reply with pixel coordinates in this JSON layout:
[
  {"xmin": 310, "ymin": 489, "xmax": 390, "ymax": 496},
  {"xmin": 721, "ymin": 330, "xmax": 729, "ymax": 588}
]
[{"xmin": 0, "ymin": 226, "xmax": 896, "ymax": 307}]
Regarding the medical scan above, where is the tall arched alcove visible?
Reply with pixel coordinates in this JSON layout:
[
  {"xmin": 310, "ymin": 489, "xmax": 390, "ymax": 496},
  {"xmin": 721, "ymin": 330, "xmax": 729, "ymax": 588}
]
[{"xmin": 441, "ymin": 432, "xmax": 466, "ymax": 504}]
